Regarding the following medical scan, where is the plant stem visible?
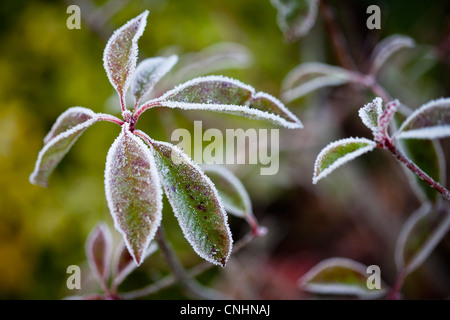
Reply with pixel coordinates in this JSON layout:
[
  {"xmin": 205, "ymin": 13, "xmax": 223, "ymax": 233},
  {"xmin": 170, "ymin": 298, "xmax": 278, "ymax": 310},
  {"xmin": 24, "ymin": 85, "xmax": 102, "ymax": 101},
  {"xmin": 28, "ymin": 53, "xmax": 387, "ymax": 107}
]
[
  {"xmin": 319, "ymin": 0, "xmax": 357, "ymax": 71},
  {"xmin": 384, "ymin": 139, "xmax": 450, "ymax": 201},
  {"xmin": 133, "ymin": 100, "xmax": 161, "ymax": 121},
  {"xmin": 119, "ymin": 230, "xmax": 260, "ymax": 300},
  {"xmin": 155, "ymin": 227, "xmax": 228, "ymax": 300},
  {"xmin": 386, "ymin": 268, "xmax": 406, "ymax": 300},
  {"xmin": 97, "ymin": 114, "xmax": 124, "ymax": 126}
]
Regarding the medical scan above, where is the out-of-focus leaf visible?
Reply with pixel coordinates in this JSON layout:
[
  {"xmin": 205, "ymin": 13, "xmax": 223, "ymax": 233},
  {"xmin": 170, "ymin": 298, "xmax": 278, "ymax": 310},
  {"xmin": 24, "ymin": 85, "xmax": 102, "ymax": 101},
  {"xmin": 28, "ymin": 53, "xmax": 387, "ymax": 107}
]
[
  {"xmin": 281, "ymin": 62, "xmax": 351, "ymax": 102},
  {"xmin": 395, "ymin": 98, "xmax": 450, "ymax": 139},
  {"xmin": 201, "ymin": 164, "xmax": 262, "ymax": 235},
  {"xmin": 149, "ymin": 75, "xmax": 302, "ymax": 129},
  {"xmin": 43, "ymin": 107, "xmax": 96, "ymax": 144},
  {"xmin": 103, "ymin": 11, "xmax": 148, "ymax": 105},
  {"xmin": 112, "ymin": 241, "xmax": 158, "ymax": 287},
  {"xmin": 140, "ymin": 134, "xmax": 232, "ymax": 267},
  {"xmin": 170, "ymin": 42, "xmax": 252, "ymax": 84},
  {"xmin": 29, "ymin": 115, "xmax": 99, "ymax": 187},
  {"xmin": 298, "ymin": 257, "xmax": 387, "ymax": 298},
  {"xmin": 131, "ymin": 55, "xmax": 178, "ymax": 107},
  {"xmin": 395, "ymin": 203, "xmax": 450, "ymax": 275},
  {"xmin": 369, "ymin": 35, "xmax": 415, "ymax": 75},
  {"xmin": 85, "ymin": 223, "xmax": 113, "ymax": 287},
  {"xmin": 271, "ymin": 0, "xmax": 319, "ymax": 42},
  {"xmin": 104, "ymin": 124, "xmax": 162, "ymax": 266},
  {"xmin": 313, "ymin": 137, "xmax": 376, "ymax": 184}
]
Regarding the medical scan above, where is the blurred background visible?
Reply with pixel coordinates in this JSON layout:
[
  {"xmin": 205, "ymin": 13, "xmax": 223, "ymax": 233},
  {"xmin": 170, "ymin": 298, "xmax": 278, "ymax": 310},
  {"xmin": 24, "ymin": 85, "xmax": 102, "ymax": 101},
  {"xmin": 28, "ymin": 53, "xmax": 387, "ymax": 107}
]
[{"xmin": 0, "ymin": 0, "xmax": 449, "ymax": 299}]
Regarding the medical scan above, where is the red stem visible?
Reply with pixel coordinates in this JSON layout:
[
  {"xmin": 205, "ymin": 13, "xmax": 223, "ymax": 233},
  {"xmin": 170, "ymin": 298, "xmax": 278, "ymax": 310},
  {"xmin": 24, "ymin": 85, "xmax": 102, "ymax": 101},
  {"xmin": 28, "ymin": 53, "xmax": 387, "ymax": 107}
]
[
  {"xmin": 133, "ymin": 100, "xmax": 161, "ymax": 121},
  {"xmin": 97, "ymin": 114, "xmax": 124, "ymax": 126}
]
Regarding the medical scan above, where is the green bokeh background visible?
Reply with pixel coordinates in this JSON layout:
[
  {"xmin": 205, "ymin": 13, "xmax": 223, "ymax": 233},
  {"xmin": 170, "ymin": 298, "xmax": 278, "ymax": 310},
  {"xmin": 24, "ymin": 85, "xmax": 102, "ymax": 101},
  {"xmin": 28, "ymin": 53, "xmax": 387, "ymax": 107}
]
[{"xmin": 0, "ymin": 0, "xmax": 449, "ymax": 299}]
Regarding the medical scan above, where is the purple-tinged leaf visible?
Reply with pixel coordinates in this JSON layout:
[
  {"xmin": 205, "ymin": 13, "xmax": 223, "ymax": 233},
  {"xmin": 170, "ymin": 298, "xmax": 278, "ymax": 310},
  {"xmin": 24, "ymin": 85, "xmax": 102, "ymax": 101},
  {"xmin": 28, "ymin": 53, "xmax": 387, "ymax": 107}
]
[
  {"xmin": 104, "ymin": 123, "xmax": 162, "ymax": 266},
  {"xmin": 378, "ymin": 99, "xmax": 399, "ymax": 138},
  {"xmin": 271, "ymin": 0, "xmax": 319, "ymax": 42},
  {"xmin": 44, "ymin": 107, "xmax": 96, "ymax": 144},
  {"xmin": 29, "ymin": 115, "xmax": 99, "ymax": 187},
  {"xmin": 201, "ymin": 164, "xmax": 263, "ymax": 236},
  {"xmin": 148, "ymin": 75, "xmax": 302, "ymax": 129},
  {"xmin": 395, "ymin": 203, "xmax": 450, "ymax": 276},
  {"xmin": 281, "ymin": 62, "xmax": 351, "ymax": 102},
  {"xmin": 86, "ymin": 223, "xmax": 113, "ymax": 287},
  {"xmin": 131, "ymin": 55, "xmax": 178, "ymax": 107},
  {"xmin": 313, "ymin": 137, "xmax": 376, "ymax": 184},
  {"xmin": 112, "ymin": 241, "xmax": 158, "ymax": 287},
  {"xmin": 369, "ymin": 35, "xmax": 415, "ymax": 75},
  {"xmin": 137, "ymin": 132, "xmax": 232, "ymax": 267},
  {"xmin": 103, "ymin": 11, "xmax": 148, "ymax": 107},
  {"xmin": 395, "ymin": 98, "xmax": 450, "ymax": 140},
  {"xmin": 298, "ymin": 257, "xmax": 387, "ymax": 298}
]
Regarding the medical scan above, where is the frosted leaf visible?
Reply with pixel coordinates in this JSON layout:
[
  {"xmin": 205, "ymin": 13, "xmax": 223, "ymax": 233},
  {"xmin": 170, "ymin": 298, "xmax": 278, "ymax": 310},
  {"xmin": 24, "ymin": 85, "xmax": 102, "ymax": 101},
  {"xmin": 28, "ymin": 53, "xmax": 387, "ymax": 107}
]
[
  {"xmin": 104, "ymin": 123, "xmax": 162, "ymax": 266},
  {"xmin": 201, "ymin": 164, "xmax": 261, "ymax": 235},
  {"xmin": 131, "ymin": 55, "xmax": 178, "ymax": 107},
  {"xmin": 103, "ymin": 11, "xmax": 148, "ymax": 106},
  {"xmin": 378, "ymin": 99, "xmax": 399, "ymax": 138},
  {"xmin": 149, "ymin": 75, "xmax": 302, "ymax": 129},
  {"xmin": 112, "ymin": 241, "xmax": 158, "ymax": 286},
  {"xmin": 358, "ymin": 97, "xmax": 383, "ymax": 137},
  {"xmin": 395, "ymin": 98, "xmax": 450, "ymax": 140},
  {"xmin": 271, "ymin": 0, "xmax": 319, "ymax": 42},
  {"xmin": 281, "ymin": 62, "xmax": 351, "ymax": 102},
  {"xmin": 85, "ymin": 223, "xmax": 113, "ymax": 287},
  {"xmin": 395, "ymin": 203, "xmax": 450, "ymax": 276},
  {"xmin": 142, "ymin": 135, "xmax": 232, "ymax": 267},
  {"xmin": 298, "ymin": 257, "xmax": 387, "ymax": 299},
  {"xmin": 169, "ymin": 42, "xmax": 252, "ymax": 84},
  {"xmin": 29, "ymin": 117, "xmax": 99, "ymax": 187},
  {"xmin": 313, "ymin": 137, "xmax": 376, "ymax": 184},
  {"xmin": 44, "ymin": 107, "xmax": 96, "ymax": 144},
  {"xmin": 370, "ymin": 35, "xmax": 415, "ymax": 75}
]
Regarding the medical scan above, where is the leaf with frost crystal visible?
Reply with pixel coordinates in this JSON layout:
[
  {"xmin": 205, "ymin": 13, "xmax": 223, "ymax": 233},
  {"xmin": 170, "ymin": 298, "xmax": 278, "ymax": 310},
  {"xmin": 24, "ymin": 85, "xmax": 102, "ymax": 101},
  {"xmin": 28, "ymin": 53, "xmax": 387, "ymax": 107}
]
[
  {"xmin": 112, "ymin": 241, "xmax": 158, "ymax": 286},
  {"xmin": 141, "ymin": 135, "xmax": 232, "ymax": 267},
  {"xmin": 44, "ymin": 107, "xmax": 96, "ymax": 144},
  {"xmin": 29, "ymin": 115, "xmax": 99, "ymax": 187},
  {"xmin": 395, "ymin": 98, "xmax": 450, "ymax": 139},
  {"xmin": 131, "ymin": 55, "xmax": 178, "ymax": 107},
  {"xmin": 281, "ymin": 62, "xmax": 351, "ymax": 102},
  {"xmin": 358, "ymin": 97, "xmax": 383, "ymax": 137},
  {"xmin": 313, "ymin": 137, "xmax": 376, "ymax": 184},
  {"xmin": 201, "ymin": 164, "xmax": 261, "ymax": 235},
  {"xmin": 298, "ymin": 257, "xmax": 387, "ymax": 298},
  {"xmin": 104, "ymin": 124, "xmax": 162, "ymax": 266},
  {"xmin": 395, "ymin": 203, "xmax": 450, "ymax": 276},
  {"xmin": 271, "ymin": 0, "xmax": 319, "ymax": 42},
  {"xmin": 369, "ymin": 35, "xmax": 415, "ymax": 75},
  {"xmin": 103, "ymin": 11, "xmax": 148, "ymax": 105},
  {"xmin": 150, "ymin": 75, "xmax": 302, "ymax": 129},
  {"xmin": 86, "ymin": 223, "xmax": 113, "ymax": 287}
]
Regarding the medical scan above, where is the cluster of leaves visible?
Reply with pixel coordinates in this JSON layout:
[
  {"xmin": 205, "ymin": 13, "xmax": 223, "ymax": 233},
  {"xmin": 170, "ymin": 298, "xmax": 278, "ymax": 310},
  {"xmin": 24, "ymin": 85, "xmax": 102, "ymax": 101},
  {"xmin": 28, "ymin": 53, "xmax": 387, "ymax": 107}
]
[
  {"xmin": 272, "ymin": 0, "xmax": 450, "ymax": 299},
  {"xmin": 29, "ymin": 11, "xmax": 302, "ymax": 270}
]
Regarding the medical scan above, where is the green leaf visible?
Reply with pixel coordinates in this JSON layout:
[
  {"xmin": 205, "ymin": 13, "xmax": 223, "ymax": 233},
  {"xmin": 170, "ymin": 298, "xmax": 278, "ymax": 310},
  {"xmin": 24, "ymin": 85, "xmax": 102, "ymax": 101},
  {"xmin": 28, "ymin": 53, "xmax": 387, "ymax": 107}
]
[
  {"xmin": 298, "ymin": 257, "xmax": 387, "ymax": 298},
  {"xmin": 369, "ymin": 35, "xmax": 415, "ymax": 75},
  {"xmin": 141, "ymin": 134, "xmax": 232, "ymax": 267},
  {"xmin": 358, "ymin": 97, "xmax": 383, "ymax": 137},
  {"xmin": 103, "ymin": 11, "xmax": 148, "ymax": 105},
  {"xmin": 154, "ymin": 75, "xmax": 302, "ymax": 129},
  {"xmin": 395, "ymin": 203, "xmax": 450, "ymax": 276},
  {"xmin": 395, "ymin": 98, "xmax": 450, "ymax": 139},
  {"xmin": 86, "ymin": 223, "xmax": 112, "ymax": 287},
  {"xmin": 313, "ymin": 137, "xmax": 376, "ymax": 184},
  {"xmin": 29, "ymin": 114, "xmax": 98, "ymax": 187},
  {"xmin": 201, "ymin": 164, "xmax": 262, "ymax": 235},
  {"xmin": 104, "ymin": 124, "xmax": 162, "ymax": 265}
]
